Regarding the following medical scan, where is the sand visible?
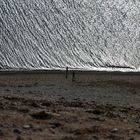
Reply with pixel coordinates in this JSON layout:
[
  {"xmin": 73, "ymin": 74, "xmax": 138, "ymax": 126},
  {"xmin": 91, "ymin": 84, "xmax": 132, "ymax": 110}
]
[{"xmin": 0, "ymin": 70, "xmax": 140, "ymax": 140}]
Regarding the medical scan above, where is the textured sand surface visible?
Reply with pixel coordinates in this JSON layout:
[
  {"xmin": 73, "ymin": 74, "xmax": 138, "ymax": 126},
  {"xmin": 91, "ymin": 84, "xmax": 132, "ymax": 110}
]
[{"xmin": 1, "ymin": 0, "xmax": 140, "ymax": 69}]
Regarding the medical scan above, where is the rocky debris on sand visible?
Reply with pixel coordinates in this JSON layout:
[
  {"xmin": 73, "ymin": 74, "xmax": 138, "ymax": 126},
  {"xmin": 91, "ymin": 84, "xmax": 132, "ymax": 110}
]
[
  {"xmin": 5, "ymin": 89, "xmax": 10, "ymax": 92},
  {"xmin": 41, "ymin": 102, "xmax": 51, "ymax": 107},
  {"xmin": 0, "ymin": 103, "xmax": 4, "ymax": 109},
  {"xmin": 49, "ymin": 122, "xmax": 62, "ymax": 128},
  {"xmin": 107, "ymin": 134, "xmax": 123, "ymax": 140},
  {"xmin": 129, "ymin": 138, "xmax": 134, "ymax": 140},
  {"xmin": 16, "ymin": 136, "xmax": 24, "ymax": 140},
  {"xmin": 86, "ymin": 109, "xmax": 104, "ymax": 115},
  {"xmin": 60, "ymin": 136, "xmax": 74, "ymax": 140},
  {"xmin": 0, "ymin": 129, "xmax": 4, "ymax": 136},
  {"xmin": 89, "ymin": 115, "xmax": 106, "ymax": 122},
  {"xmin": 18, "ymin": 108, "xmax": 30, "ymax": 113},
  {"xmin": 123, "ymin": 119, "xmax": 128, "ymax": 123},
  {"xmin": 30, "ymin": 102, "xmax": 40, "ymax": 108},
  {"xmin": 22, "ymin": 124, "xmax": 32, "ymax": 129},
  {"xmin": 13, "ymin": 128, "xmax": 22, "ymax": 134},
  {"xmin": 33, "ymin": 127, "xmax": 42, "ymax": 132},
  {"xmin": 30, "ymin": 111, "xmax": 53, "ymax": 120},
  {"xmin": 92, "ymin": 135, "xmax": 99, "ymax": 140},
  {"xmin": 0, "ymin": 124, "xmax": 4, "ymax": 127},
  {"xmin": 111, "ymin": 128, "xmax": 118, "ymax": 133},
  {"xmin": 133, "ymin": 129, "xmax": 140, "ymax": 134}
]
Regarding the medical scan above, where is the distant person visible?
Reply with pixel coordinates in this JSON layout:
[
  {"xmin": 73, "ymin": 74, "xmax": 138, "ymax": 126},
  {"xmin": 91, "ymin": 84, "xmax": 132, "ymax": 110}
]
[
  {"xmin": 72, "ymin": 71, "xmax": 75, "ymax": 81},
  {"xmin": 66, "ymin": 67, "xmax": 68, "ymax": 79}
]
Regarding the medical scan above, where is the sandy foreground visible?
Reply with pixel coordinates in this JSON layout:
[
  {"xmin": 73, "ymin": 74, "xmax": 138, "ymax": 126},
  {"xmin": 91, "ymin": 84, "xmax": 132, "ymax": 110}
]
[{"xmin": 0, "ymin": 70, "xmax": 140, "ymax": 140}]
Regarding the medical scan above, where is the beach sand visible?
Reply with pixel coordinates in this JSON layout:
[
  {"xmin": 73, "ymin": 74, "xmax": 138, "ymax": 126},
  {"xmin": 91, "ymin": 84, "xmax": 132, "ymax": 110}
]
[{"xmin": 0, "ymin": 70, "xmax": 140, "ymax": 140}]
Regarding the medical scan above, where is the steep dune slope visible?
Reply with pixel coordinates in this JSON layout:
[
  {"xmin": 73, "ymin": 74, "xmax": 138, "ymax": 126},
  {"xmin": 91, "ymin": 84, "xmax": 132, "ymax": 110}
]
[{"xmin": 0, "ymin": 0, "xmax": 140, "ymax": 70}]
